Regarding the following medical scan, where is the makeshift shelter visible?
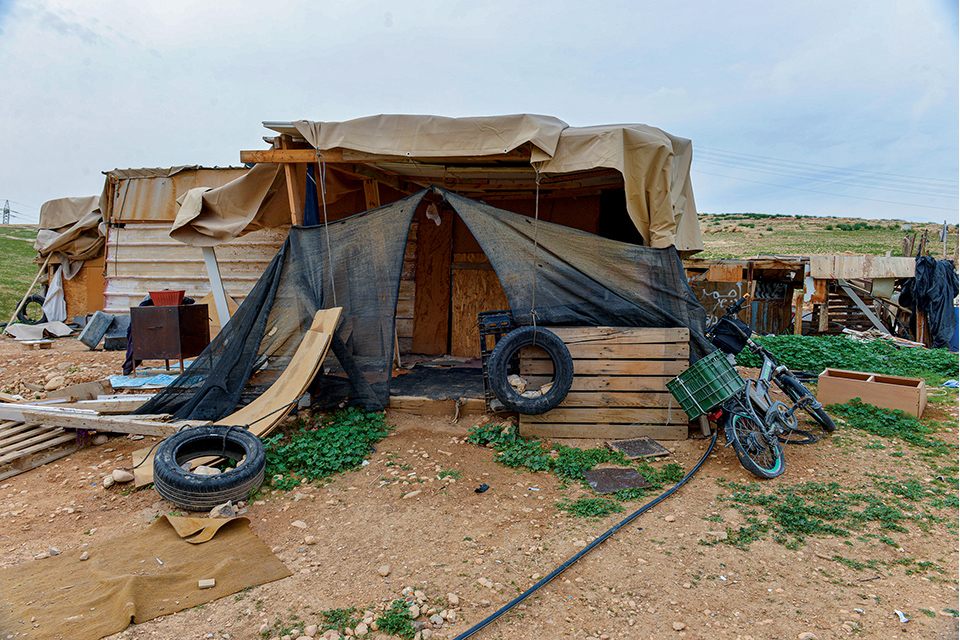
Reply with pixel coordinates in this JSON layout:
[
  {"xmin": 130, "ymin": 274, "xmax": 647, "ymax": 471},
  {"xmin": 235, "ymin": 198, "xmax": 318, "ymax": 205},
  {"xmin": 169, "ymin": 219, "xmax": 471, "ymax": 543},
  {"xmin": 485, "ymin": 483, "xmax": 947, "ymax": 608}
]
[
  {"xmin": 171, "ymin": 114, "xmax": 705, "ymax": 358},
  {"xmin": 139, "ymin": 187, "xmax": 711, "ymax": 420}
]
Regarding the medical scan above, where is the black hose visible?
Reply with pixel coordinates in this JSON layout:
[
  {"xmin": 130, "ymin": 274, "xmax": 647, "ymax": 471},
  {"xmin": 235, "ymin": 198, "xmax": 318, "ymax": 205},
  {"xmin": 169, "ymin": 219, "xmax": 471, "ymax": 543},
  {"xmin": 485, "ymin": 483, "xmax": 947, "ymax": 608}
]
[{"xmin": 451, "ymin": 428, "xmax": 720, "ymax": 640}]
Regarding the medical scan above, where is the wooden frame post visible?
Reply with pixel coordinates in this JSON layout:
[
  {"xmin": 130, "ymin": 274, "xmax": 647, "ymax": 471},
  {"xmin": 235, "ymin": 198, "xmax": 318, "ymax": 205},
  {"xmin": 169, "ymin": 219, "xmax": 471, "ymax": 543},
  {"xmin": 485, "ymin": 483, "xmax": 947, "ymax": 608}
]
[{"xmin": 279, "ymin": 135, "xmax": 302, "ymax": 226}]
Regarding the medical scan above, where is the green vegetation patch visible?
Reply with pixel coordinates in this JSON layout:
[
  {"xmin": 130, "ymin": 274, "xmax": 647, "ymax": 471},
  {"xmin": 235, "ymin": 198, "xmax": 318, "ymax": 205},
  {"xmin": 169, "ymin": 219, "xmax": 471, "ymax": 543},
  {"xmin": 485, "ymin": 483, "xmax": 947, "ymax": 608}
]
[
  {"xmin": 707, "ymin": 475, "xmax": 954, "ymax": 554},
  {"xmin": 376, "ymin": 600, "xmax": 416, "ymax": 639},
  {"xmin": 0, "ymin": 226, "xmax": 41, "ymax": 322},
  {"xmin": 466, "ymin": 423, "xmax": 686, "ymax": 517},
  {"xmin": 264, "ymin": 408, "xmax": 390, "ymax": 486},
  {"xmin": 829, "ymin": 399, "xmax": 954, "ymax": 455},
  {"xmin": 735, "ymin": 335, "xmax": 958, "ymax": 383}
]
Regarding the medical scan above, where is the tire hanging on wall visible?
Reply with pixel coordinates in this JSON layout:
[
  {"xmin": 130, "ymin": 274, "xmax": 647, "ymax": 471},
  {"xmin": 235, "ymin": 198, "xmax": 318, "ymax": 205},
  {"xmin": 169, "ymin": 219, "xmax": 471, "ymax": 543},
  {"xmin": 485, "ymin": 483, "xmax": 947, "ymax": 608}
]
[
  {"xmin": 487, "ymin": 326, "xmax": 574, "ymax": 415},
  {"xmin": 152, "ymin": 425, "xmax": 266, "ymax": 511}
]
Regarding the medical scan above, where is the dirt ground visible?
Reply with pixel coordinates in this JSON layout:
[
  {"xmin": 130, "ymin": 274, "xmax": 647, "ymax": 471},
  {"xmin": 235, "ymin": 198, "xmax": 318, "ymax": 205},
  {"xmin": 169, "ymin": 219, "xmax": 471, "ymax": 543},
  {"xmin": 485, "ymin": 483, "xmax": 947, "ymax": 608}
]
[{"xmin": 0, "ymin": 337, "xmax": 957, "ymax": 640}]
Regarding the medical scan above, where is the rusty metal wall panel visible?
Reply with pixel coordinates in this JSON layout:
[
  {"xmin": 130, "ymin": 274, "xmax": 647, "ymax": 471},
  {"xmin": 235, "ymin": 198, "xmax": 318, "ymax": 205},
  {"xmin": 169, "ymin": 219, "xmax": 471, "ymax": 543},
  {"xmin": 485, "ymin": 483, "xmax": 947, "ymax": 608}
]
[
  {"xmin": 103, "ymin": 224, "xmax": 287, "ymax": 314},
  {"xmin": 109, "ymin": 168, "xmax": 248, "ymax": 224}
]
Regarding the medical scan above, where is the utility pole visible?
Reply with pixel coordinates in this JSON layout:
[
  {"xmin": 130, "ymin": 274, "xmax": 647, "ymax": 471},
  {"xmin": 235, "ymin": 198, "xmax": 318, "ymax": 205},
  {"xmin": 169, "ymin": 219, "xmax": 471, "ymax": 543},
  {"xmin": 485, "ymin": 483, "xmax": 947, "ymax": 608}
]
[{"xmin": 2, "ymin": 200, "xmax": 9, "ymax": 225}]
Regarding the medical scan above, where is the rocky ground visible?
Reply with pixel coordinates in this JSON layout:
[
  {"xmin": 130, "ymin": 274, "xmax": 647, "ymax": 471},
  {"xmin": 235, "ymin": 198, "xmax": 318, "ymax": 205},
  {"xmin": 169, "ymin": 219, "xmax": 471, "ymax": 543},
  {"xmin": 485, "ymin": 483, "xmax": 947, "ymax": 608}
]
[{"xmin": 0, "ymin": 336, "xmax": 957, "ymax": 640}]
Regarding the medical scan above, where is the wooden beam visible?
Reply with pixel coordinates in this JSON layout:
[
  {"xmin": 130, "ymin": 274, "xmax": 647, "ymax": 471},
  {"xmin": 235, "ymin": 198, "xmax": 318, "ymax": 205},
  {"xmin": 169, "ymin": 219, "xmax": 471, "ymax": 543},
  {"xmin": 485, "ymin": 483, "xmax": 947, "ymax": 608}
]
[
  {"xmin": 240, "ymin": 147, "xmax": 534, "ymax": 165},
  {"xmin": 837, "ymin": 279, "xmax": 891, "ymax": 335},
  {"xmin": 19, "ymin": 411, "xmax": 182, "ymax": 437},
  {"xmin": 520, "ymin": 424, "xmax": 689, "ymax": 440},
  {"xmin": 279, "ymin": 135, "xmax": 302, "ymax": 226},
  {"xmin": 363, "ymin": 179, "xmax": 381, "ymax": 210}
]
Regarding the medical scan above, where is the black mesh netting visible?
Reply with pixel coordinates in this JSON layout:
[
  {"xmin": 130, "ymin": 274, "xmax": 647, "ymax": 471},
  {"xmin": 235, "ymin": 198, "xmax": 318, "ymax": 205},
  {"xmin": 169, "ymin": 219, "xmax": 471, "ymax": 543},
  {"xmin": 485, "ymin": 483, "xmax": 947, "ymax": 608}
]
[
  {"xmin": 440, "ymin": 189, "xmax": 713, "ymax": 358},
  {"xmin": 137, "ymin": 187, "xmax": 711, "ymax": 422},
  {"xmin": 136, "ymin": 191, "xmax": 425, "ymax": 420}
]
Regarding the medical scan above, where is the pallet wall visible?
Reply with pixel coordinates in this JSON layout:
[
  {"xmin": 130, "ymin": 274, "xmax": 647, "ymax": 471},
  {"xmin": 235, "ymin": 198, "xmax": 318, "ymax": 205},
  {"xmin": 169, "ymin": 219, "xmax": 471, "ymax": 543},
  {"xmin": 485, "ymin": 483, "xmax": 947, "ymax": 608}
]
[{"xmin": 518, "ymin": 327, "xmax": 691, "ymax": 440}]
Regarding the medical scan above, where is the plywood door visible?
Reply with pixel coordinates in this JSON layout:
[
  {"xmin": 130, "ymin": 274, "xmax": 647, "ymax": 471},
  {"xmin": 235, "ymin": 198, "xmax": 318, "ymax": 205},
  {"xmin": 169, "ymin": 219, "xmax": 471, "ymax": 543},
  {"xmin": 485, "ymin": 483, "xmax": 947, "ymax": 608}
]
[
  {"xmin": 450, "ymin": 253, "xmax": 510, "ymax": 357},
  {"xmin": 412, "ymin": 206, "xmax": 453, "ymax": 354}
]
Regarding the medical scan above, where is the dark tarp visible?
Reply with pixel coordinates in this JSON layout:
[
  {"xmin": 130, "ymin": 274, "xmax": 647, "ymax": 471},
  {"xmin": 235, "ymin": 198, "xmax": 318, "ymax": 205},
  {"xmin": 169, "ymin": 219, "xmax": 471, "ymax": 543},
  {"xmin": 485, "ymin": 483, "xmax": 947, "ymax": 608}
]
[
  {"xmin": 900, "ymin": 256, "xmax": 959, "ymax": 350},
  {"xmin": 138, "ymin": 189, "xmax": 711, "ymax": 421}
]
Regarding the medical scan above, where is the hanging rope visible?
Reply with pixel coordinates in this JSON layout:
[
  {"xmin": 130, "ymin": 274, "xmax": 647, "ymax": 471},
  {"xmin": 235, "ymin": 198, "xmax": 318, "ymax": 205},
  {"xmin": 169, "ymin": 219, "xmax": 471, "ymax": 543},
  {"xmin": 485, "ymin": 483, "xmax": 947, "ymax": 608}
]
[
  {"xmin": 530, "ymin": 167, "xmax": 542, "ymax": 341},
  {"xmin": 316, "ymin": 151, "xmax": 338, "ymax": 307}
]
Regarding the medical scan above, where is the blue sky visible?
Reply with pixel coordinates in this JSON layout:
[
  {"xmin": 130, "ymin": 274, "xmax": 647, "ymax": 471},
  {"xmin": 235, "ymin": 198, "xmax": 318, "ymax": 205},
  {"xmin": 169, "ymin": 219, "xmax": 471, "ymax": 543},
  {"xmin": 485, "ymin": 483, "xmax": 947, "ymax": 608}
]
[{"xmin": 0, "ymin": 0, "xmax": 956, "ymax": 225}]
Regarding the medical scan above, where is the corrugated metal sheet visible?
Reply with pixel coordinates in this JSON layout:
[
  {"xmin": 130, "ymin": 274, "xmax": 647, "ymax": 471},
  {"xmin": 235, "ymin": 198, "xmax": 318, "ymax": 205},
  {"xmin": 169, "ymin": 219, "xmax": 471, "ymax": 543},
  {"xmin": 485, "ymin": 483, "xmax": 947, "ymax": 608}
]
[
  {"xmin": 103, "ymin": 224, "xmax": 287, "ymax": 314},
  {"xmin": 108, "ymin": 168, "xmax": 249, "ymax": 224}
]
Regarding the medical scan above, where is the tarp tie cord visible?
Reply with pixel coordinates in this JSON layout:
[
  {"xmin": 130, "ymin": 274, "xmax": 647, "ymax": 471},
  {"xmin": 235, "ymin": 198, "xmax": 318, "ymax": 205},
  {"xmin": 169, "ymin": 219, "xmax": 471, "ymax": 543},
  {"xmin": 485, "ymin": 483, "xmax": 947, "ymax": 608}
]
[
  {"xmin": 530, "ymin": 168, "xmax": 542, "ymax": 344},
  {"xmin": 451, "ymin": 428, "xmax": 720, "ymax": 640},
  {"xmin": 316, "ymin": 150, "xmax": 338, "ymax": 307}
]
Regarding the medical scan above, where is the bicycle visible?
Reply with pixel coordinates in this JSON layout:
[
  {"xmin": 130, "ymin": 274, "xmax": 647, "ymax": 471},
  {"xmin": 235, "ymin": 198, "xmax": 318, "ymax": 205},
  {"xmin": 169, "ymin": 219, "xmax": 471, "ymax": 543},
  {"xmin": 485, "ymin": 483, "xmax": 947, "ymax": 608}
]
[{"xmin": 706, "ymin": 295, "xmax": 835, "ymax": 479}]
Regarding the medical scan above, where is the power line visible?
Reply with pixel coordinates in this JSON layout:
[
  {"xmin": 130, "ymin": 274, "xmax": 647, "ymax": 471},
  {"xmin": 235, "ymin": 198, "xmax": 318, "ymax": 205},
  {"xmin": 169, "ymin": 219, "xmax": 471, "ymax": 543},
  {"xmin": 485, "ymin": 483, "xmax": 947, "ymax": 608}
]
[
  {"xmin": 693, "ymin": 169, "xmax": 960, "ymax": 212},
  {"xmin": 697, "ymin": 146, "xmax": 959, "ymax": 187}
]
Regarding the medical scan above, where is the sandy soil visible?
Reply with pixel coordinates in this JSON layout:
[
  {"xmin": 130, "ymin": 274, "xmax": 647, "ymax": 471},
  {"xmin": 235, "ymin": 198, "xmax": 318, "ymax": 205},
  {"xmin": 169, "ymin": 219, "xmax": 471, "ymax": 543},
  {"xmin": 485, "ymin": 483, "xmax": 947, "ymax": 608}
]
[{"xmin": 0, "ymin": 337, "xmax": 957, "ymax": 640}]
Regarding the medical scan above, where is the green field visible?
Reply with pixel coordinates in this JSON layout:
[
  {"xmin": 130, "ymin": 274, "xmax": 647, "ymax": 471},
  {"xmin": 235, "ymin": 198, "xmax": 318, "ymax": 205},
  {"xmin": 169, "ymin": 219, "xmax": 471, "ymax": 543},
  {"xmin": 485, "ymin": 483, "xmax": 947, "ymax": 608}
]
[
  {"xmin": 697, "ymin": 213, "xmax": 957, "ymax": 260},
  {"xmin": 0, "ymin": 225, "xmax": 40, "ymax": 324}
]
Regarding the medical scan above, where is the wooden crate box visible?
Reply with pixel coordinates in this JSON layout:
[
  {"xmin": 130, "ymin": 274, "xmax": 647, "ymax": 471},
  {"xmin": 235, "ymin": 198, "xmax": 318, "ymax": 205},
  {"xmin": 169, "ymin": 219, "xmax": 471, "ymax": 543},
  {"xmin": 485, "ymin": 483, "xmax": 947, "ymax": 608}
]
[
  {"xmin": 518, "ymin": 327, "xmax": 690, "ymax": 440},
  {"xmin": 817, "ymin": 368, "xmax": 926, "ymax": 418}
]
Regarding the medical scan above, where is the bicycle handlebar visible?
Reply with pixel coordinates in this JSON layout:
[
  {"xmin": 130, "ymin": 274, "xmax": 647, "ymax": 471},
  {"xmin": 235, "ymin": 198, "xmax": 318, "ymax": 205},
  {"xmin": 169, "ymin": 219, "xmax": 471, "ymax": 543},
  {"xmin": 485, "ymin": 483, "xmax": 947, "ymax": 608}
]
[{"xmin": 725, "ymin": 294, "xmax": 751, "ymax": 317}]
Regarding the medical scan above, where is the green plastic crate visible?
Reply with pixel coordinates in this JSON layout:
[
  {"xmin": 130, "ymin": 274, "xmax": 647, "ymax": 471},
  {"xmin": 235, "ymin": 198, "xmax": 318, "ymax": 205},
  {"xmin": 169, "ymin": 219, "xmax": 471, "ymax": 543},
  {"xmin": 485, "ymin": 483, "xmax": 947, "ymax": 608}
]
[{"xmin": 666, "ymin": 350, "xmax": 745, "ymax": 418}]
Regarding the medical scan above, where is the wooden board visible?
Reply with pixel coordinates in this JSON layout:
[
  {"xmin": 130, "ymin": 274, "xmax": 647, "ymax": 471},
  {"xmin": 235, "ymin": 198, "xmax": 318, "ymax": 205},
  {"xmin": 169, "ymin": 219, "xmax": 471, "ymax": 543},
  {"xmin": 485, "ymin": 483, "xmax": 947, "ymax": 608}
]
[
  {"xmin": 707, "ymin": 264, "xmax": 743, "ymax": 282},
  {"xmin": 0, "ymin": 421, "xmax": 79, "ymax": 480},
  {"xmin": 518, "ymin": 327, "xmax": 691, "ymax": 440},
  {"xmin": 810, "ymin": 255, "xmax": 916, "ymax": 280},
  {"xmin": 133, "ymin": 307, "xmax": 342, "ymax": 487},
  {"xmin": 388, "ymin": 396, "xmax": 486, "ymax": 417},
  {"xmin": 817, "ymin": 368, "xmax": 926, "ymax": 418},
  {"xmin": 412, "ymin": 207, "xmax": 452, "ymax": 354},
  {"xmin": 450, "ymin": 253, "xmax": 510, "ymax": 357}
]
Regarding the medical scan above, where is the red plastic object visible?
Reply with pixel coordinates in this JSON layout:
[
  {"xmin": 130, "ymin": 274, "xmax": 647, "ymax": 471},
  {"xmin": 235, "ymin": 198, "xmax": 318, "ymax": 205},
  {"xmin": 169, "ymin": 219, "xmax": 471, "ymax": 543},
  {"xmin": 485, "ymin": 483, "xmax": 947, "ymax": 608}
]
[{"xmin": 149, "ymin": 290, "xmax": 185, "ymax": 306}]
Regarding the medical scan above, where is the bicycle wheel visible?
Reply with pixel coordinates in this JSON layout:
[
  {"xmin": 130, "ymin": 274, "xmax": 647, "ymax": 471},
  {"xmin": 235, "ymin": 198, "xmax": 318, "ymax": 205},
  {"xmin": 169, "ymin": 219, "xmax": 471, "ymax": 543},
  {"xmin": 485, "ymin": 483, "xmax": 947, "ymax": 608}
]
[
  {"xmin": 775, "ymin": 374, "xmax": 836, "ymax": 433},
  {"xmin": 723, "ymin": 408, "xmax": 785, "ymax": 479}
]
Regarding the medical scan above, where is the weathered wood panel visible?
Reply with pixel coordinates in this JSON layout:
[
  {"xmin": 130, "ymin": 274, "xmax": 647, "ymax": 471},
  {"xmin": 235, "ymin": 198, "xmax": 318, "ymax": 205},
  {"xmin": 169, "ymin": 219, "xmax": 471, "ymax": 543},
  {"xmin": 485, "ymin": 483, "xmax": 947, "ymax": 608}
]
[
  {"xmin": 103, "ymin": 225, "xmax": 287, "ymax": 314},
  {"xmin": 450, "ymin": 253, "xmax": 510, "ymax": 358},
  {"xmin": 412, "ymin": 208, "xmax": 452, "ymax": 354},
  {"xmin": 518, "ymin": 327, "xmax": 690, "ymax": 440}
]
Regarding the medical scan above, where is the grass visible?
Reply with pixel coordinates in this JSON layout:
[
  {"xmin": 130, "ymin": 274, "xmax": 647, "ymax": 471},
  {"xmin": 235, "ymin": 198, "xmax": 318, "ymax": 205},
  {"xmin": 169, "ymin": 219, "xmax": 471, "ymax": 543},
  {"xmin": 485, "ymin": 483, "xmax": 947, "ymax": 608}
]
[{"xmin": 0, "ymin": 225, "xmax": 41, "ymax": 323}]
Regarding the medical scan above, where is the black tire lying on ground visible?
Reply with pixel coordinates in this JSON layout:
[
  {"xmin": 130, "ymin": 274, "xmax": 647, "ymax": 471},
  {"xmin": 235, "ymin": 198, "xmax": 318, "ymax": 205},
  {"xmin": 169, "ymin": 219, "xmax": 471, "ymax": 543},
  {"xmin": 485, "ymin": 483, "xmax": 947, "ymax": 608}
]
[
  {"xmin": 17, "ymin": 294, "xmax": 47, "ymax": 324},
  {"xmin": 153, "ymin": 425, "xmax": 266, "ymax": 511},
  {"xmin": 488, "ymin": 326, "xmax": 574, "ymax": 415}
]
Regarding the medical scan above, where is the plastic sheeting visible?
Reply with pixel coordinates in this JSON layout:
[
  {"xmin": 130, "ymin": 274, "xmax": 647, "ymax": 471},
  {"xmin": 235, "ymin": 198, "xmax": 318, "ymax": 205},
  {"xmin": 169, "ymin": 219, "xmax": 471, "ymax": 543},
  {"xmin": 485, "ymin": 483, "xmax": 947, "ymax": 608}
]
[
  {"xmin": 900, "ymin": 257, "xmax": 959, "ymax": 350},
  {"xmin": 138, "ymin": 189, "xmax": 711, "ymax": 421}
]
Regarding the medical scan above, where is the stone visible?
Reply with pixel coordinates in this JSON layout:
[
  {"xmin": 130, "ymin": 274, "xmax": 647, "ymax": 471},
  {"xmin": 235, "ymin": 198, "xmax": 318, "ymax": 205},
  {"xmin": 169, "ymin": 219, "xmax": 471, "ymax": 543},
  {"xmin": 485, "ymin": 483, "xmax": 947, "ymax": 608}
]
[
  {"xmin": 304, "ymin": 536, "xmax": 317, "ymax": 545},
  {"xmin": 303, "ymin": 624, "xmax": 318, "ymax": 637},
  {"xmin": 353, "ymin": 623, "xmax": 368, "ymax": 636},
  {"xmin": 193, "ymin": 465, "xmax": 221, "ymax": 476},
  {"xmin": 664, "ymin": 515, "xmax": 676, "ymax": 522},
  {"xmin": 102, "ymin": 475, "xmax": 115, "ymax": 489},
  {"xmin": 112, "ymin": 469, "xmax": 134, "ymax": 483},
  {"xmin": 402, "ymin": 490, "xmax": 422, "ymax": 500},
  {"xmin": 672, "ymin": 621, "xmax": 686, "ymax": 631},
  {"xmin": 447, "ymin": 593, "xmax": 459, "ymax": 606},
  {"xmin": 48, "ymin": 546, "xmax": 61, "ymax": 556},
  {"xmin": 378, "ymin": 564, "xmax": 391, "ymax": 577},
  {"xmin": 92, "ymin": 434, "xmax": 109, "ymax": 446},
  {"xmin": 198, "ymin": 578, "xmax": 216, "ymax": 589},
  {"xmin": 414, "ymin": 589, "xmax": 426, "ymax": 601},
  {"xmin": 798, "ymin": 634, "xmax": 819, "ymax": 640},
  {"xmin": 79, "ymin": 551, "xmax": 89, "ymax": 561},
  {"xmin": 259, "ymin": 624, "xmax": 270, "ymax": 635},
  {"xmin": 210, "ymin": 501, "xmax": 237, "ymax": 519},
  {"xmin": 429, "ymin": 614, "xmax": 444, "ymax": 627},
  {"xmin": 408, "ymin": 604, "xmax": 420, "ymax": 618},
  {"xmin": 44, "ymin": 376, "xmax": 65, "ymax": 391},
  {"xmin": 291, "ymin": 520, "xmax": 308, "ymax": 529}
]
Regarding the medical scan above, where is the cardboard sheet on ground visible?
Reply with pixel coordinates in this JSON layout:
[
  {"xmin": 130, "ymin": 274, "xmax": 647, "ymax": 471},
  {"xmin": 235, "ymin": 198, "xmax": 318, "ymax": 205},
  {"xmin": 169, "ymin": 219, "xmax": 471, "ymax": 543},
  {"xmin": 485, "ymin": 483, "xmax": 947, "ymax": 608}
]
[
  {"xmin": 133, "ymin": 308, "xmax": 340, "ymax": 487},
  {"xmin": 4, "ymin": 321, "xmax": 73, "ymax": 341},
  {"xmin": 0, "ymin": 516, "xmax": 290, "ymax": 640}
]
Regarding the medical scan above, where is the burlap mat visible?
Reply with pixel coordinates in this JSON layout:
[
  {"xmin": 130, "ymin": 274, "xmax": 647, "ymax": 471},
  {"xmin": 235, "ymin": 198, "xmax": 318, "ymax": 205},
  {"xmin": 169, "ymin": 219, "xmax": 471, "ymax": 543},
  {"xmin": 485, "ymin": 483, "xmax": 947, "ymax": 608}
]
[{"xmin": 0, "ymin": 516, "xmax": 290, "ymax": 639}]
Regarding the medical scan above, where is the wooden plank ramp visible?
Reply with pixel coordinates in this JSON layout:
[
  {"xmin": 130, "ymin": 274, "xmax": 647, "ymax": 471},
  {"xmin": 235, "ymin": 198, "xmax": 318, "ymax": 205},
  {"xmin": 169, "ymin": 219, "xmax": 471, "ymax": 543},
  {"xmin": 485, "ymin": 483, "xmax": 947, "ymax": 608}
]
[{"xmin": 518, "ymin": 327, "xmax": 691, "ymax": 440}]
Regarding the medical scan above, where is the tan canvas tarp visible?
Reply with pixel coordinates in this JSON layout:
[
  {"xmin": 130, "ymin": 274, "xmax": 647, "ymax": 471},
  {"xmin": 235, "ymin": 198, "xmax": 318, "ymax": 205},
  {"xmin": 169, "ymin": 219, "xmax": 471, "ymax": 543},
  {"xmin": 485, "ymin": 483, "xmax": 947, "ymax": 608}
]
[
  {"xmin": 171, "ymin": 114, "xmax": 702, "ymax": 251},
  {"xmin": 106, "ymin": 166, "xmax": 249, "ymax": 224},
  {"xmin": 0, "ymin": 515, "xmax": 290, "ymax": 640},
  {"xmin": 38, "ymin": 195, "xmax": 101, "ymax": 230},
  {"xmin": 34, "ymin": 206, "xmax": 106, "ymax": 263}
]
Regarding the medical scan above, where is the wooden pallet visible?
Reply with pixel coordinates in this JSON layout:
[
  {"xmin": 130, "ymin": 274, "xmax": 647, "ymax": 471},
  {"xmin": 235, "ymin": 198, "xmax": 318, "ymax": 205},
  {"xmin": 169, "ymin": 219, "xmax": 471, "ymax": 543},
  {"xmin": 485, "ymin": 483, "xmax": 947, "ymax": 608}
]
[
  {"xmin": 0, "ymin": 419, "xmax": 79, "ymax": 481},
  {"xmin": 518, "ymin": 327, "xmax": 691, "ymax": 440}
]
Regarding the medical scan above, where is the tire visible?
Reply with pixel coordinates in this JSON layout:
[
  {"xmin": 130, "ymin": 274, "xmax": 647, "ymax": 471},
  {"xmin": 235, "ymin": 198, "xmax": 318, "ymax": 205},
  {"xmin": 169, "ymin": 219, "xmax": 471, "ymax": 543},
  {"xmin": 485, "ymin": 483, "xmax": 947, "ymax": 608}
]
[
  {"xmin": 488, "ymin": 326, "xmax": 574, "ymax": 414},
  {"xmin": 16, "ymin": 294, "xmax": 47, "ymax": 324},
  {"xmin": 775, "ymin": 374, "xmax": 836, "ymax": 433},
  {"xmin": 153, "ymin": 425, "xmax": 266, "ymax": 511},
  {"xmin": 723, "ymin": 408, "xmax": 785, "ymax": 479}
]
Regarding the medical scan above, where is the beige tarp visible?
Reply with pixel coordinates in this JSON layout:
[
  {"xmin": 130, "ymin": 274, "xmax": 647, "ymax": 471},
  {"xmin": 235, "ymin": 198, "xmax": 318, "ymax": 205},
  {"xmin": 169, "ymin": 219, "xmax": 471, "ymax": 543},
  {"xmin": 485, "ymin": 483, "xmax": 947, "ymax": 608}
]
[
  {"xmin": 171, "ymin": 114, "xmax": 702, "ymax": 251},
  {"xmin": 34, "ymin": 197, "xmax": 106, "ymax": 264}
]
